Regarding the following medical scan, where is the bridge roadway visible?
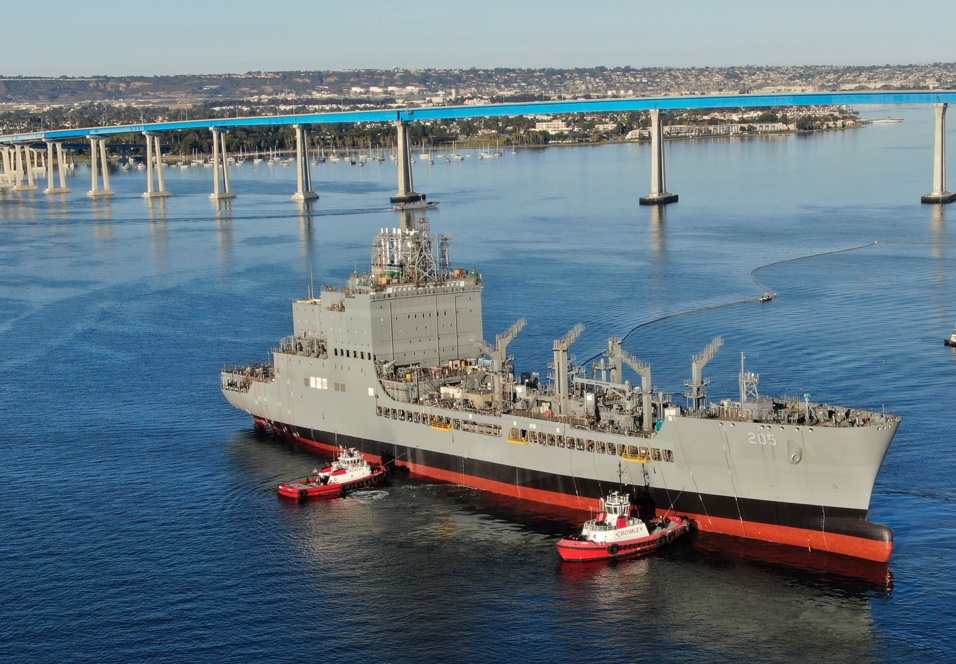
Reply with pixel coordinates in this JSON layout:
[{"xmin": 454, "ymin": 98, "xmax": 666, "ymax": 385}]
[{"xmin": 2, "ymin": 91, "xmax": 956, "ymax": 203}]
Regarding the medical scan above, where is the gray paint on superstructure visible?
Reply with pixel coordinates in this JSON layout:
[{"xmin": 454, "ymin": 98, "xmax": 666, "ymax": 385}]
[{"xmin": 222, "ymin": 224, "xmax": 900, "ymax": 560}]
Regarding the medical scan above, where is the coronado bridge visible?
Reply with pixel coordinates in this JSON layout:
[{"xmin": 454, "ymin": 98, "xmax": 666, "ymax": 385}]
[{"xmin": 2, "ymin": 90, "xmax": 956, "ymax": 205}]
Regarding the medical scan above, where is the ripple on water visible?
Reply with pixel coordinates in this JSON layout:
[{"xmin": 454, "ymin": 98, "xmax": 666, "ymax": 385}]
[{"xmin": 4, "ymin": 130, "xmax": 956, "ymax": 660}]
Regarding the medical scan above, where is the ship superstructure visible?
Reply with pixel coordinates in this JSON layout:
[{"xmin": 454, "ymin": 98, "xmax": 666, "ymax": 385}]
[{"xmin": 222, "ymin": 221, "xmax": 899, "ymax": 562}]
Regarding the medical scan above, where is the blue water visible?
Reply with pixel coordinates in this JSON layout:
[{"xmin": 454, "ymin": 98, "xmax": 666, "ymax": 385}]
[{"xmin": 2, "ymin": 106, "xmax": 955, "ymax": 662}]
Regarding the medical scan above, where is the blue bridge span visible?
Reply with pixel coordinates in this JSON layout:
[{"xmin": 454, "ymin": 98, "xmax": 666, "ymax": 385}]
[{"xmin": 2, "ymin": 91, "xmax": 956, "ymax": 204}]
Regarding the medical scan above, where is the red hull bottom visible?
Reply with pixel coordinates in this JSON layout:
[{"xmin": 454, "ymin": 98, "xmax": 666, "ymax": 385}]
[
  {"xmin": 278, "ymin": 484, "xmax": 343, "ymax": 500},
  {"xmin": 268, "ymin": 425, "xmax": 892, "ymax": 562},
  {"xmin": 689, "ymin": 513, "xmax": 891, "ymax": 564}
]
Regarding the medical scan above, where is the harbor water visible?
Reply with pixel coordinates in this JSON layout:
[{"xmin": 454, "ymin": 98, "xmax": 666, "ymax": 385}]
[{"xmin": 1, "ymin": 106, "xmax": 954, "ymax": 662}]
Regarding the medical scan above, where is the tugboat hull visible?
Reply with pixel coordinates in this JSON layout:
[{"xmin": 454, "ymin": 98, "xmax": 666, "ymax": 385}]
[{"xmin": 557, "ymin": 517, "xmax": 691, "ymax": 562}]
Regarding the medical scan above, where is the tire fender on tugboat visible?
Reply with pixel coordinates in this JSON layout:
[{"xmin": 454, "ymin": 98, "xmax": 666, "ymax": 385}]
[
  {"xmin": 608, "ymin": 543, "xmax": 620, "ymax": 556},
  {"xmin": 298, "ymin": 489, "xmax": 308, "ymax": 500}
]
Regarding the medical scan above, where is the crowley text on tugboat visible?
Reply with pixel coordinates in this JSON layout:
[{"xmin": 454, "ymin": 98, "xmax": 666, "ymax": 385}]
[
  {"xmin": 277, "ymin": 447, "xmax": 387, "ymax": 501},
  {"xmin": 557, "ymin": 491, "xmax": 690, "ymax": 562}
]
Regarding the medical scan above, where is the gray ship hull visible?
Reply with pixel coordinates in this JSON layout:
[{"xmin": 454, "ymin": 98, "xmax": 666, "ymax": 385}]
[
  {"xmin": 222, "ymin": 351, "xmax": 896, "ymax": 562},
  {"xmin": 221, "ymin": 224, "xmax": 898, "ymax": 562}
]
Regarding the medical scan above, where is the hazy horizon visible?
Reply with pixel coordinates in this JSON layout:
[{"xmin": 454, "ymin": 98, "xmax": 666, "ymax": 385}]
[
  {"xmin": 3, "ymin": 0, "xmax": 954, "ymax": 78},
  {"xmin": 3, "ymin": 62, "xmax": 956, "ymax": 80}
]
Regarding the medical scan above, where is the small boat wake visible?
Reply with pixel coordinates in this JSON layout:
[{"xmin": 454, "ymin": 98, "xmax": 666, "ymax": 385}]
[{"xmin": 347, "ymin": 489, "xmax": 389, "ymax": 501}]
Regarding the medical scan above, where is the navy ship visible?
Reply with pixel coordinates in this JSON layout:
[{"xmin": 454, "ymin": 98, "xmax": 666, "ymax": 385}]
[{"xmin": 222, "ymin": 221, "xmax": 899, "ymax": 562}]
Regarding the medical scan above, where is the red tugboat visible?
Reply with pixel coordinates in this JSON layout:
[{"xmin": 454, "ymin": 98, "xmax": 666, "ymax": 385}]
[
  {"xmin": 556, "ymin": 491, "xmax": 690, "ymax": 562},
  {"xmin": 278, "ymin": 447, "xmax": 387, "ymax": 501}
]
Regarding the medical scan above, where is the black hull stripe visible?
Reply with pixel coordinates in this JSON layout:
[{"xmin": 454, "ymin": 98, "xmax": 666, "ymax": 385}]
[{"xmin": 279, "ymin": 422, "xmax": 891, "ymax": 544}]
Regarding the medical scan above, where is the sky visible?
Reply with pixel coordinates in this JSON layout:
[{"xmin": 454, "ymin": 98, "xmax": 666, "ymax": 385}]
[{"xmin": 2, "ymin": 0, "xmax": 954, "ymax": 77}]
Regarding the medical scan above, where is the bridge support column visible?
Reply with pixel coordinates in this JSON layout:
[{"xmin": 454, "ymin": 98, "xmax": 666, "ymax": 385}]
[
  {"xmin": 142, "ymin": 132, "xmax": 170, "ymax": 198},
  {"xmin": 14, "ymin": 144, "xmax": 39, "ymax": 191},
  {"xmin": 12, "ymin": 146, "xmax": 23, "ymax": 188},
  {"xmin": 0, "ymin": 147, "xmax": 13, "ymax": 188},
  {"xmin": 291, "ymin": 124, "xmax": 319, "ymax": 201},
  {"xmin": 389, "ymin": 120, "xmax": 426, "ymax": 206},
  {"xmin": 209, "ymin": 127, "xmax": 236, "ymax": 200},
  {"xmin": 922, "ymin": 103, "xmax": 956, "ymax": 204},
  {"xmin": 87, "ymin": 137, "xmax": 114, "ymax": 197},
  {"xmin": 639, "ymin": 109, "xmax": 678, "ymax": 205},
  {"xmin": 44, "ymin": 142, "xmax": 70, "ymax": 194}
]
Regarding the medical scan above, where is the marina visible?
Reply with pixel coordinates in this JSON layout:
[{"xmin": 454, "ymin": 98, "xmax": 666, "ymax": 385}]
[{"xmin": 2, "ymin": 104, "xmax": 956, "ymax": 660}]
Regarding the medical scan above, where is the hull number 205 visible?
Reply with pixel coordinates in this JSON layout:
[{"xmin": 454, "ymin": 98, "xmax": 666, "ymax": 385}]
[{"xmin": 748, "ymin": 432, "xmax": 777, "ymax": 446}]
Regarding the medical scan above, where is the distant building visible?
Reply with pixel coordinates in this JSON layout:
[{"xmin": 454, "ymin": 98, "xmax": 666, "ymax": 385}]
[
  {"xmin": 626, "ymin": 123, "xmax": 791, "ymax": 140},
  {"xmin": 745, "ymin": 122, "xmax": 788, "ymax": 132},
  {"xmin": 663, "ymin": 124, "xmax": 773, "ymax": 137},
  {"xmin": 753, "ymin": 85, "xmax": 814, "ymax": 94},
  {"xmin": 535, "ymin": 119, "xmax": 572, "ymax": 133}
]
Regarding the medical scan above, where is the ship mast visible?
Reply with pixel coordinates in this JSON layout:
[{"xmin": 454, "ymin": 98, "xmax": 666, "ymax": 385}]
[
  {"xmin": 739, "ymin": 352, "xmax": 760, "ymax": 405},
  {"xmin": 369, "ymin": 219, "xmax": 447, "ymax": 287}
]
